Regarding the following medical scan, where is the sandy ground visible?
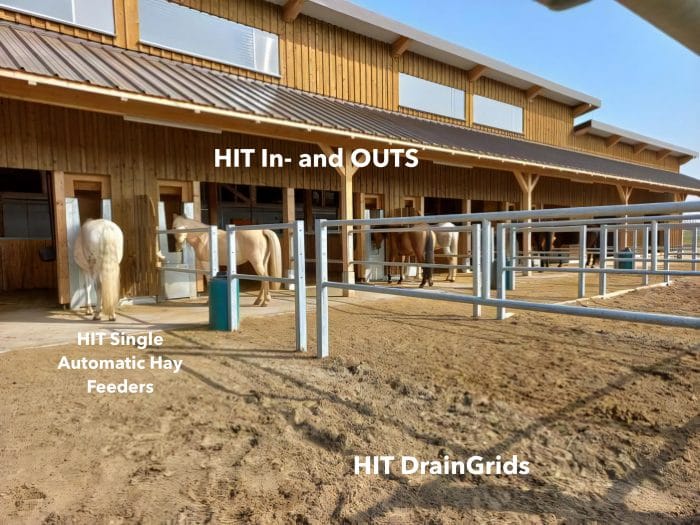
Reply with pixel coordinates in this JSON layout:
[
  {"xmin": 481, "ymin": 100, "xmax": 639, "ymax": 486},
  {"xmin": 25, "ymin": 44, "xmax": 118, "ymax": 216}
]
[{"xmin": 0, "ymin": 278, "xmax": 698, "ymax": 523}]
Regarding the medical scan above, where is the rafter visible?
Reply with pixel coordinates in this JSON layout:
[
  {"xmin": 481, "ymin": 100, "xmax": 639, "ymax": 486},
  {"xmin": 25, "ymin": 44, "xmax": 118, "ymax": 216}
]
[
  {"xmin": 656, "ymin": 149, "xmax": 672, "ymax": 161},
  {"xmin": 633, "ymin": 142, "xmax": 648, "ymax": 155},
  {"xmin": 525, "ymin": 85, "xmax": 543, "ymax": 101},
  {"xmin": 391, "ymin": 35, "xmax": 411, "ymax": 57},
  {"xmin": 605, "ymin": 134, "xmax": 622, "ymax": 148},
  {"xmin": 572, "ymin": 103, "xmax": 593, "ymax": 117},
  {"xmin": 678, "ymin": 154, "xmax": 694, "ymax": 165},
  {"xmin": 467, "ymin": 64, "xmax": 487, "ymax": 82},
  {"xmin": 282, "ymin": 0, "xmax": 304, "ymax": 23}
]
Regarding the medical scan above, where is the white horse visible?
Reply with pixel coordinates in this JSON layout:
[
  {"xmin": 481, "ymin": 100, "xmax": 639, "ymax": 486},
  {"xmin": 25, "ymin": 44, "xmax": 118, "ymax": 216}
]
[
  {"xmin": 172, "ymin": 215, "xmax": 282, "ymax": 306},
  {"xmin": 435, "ymin": 222, "xmax": 459, "ymax": 282},
  {"xmin": 73, "ymin": 219, "xmax": 124, "ymax": 321}
]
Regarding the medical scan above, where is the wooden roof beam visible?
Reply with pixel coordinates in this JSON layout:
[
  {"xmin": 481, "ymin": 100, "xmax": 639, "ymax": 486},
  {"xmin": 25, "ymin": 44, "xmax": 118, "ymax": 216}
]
[
  {"xmin": 678, "ymin": 154, "xmax": 694, "ymax": 165},
  {"xmin": 572, "ymin": 102, "xmax": 593, "ymax": 117},
  {"xmin": 282, "ymin": 0, "xmax": 304, "ymax": 23},
  {"xmin": 656, "ymin": 149, "xmax": 672, "ymax": 161},
  {"xmin": 391, "ymin": 35, "xmax": 411, "ymax": 57},
  {"xmin": 633, "ymin": 142, "xmax": 648, "ymax": 155},
  {"xmin": 605, "ymin": 134, "xmax": 622, "ymax": 148},
  {"xmin": 525, "ymin": 85, "xmax": 543, "ymax": 101},
  {"xmin": 467, "ymin": 65, "xmax": 487, "ymax": 82}
]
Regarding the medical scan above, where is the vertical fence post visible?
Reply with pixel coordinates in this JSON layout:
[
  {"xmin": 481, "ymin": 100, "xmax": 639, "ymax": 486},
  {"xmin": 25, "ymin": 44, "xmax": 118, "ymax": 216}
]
[
  {"xmin": 692, "ymin": 224, "xmax": 698, "ymax": 272},
  {"xmin": 226, "ymin": 225, "xmax": 239, "ymax": 332},
  {"xmin": 578, "ymin": 224, "xmax": 586, "ymax": 298},
  {"xmin": 663, "ymin": 225, "xmax": 670, "ymax": 284},
  {"xmin": 293, "ymin": 220, "xmax": 307, "ymax": 352},
  {"xmin": 315, "ymin": 219, "xmax": 329, "ymax": 358},
  {"xmin": 651, "ymin": 220, "xmax": 658, "ymax": 273},
  {"xmin": 642, "ymin": 224, "xmax": 649, "ymax": 286},
  {"xmin": 613, "ymin": 228, "xmax": 619, "ymax": 255},
  {"xmin": 471, "ymin": 222, "xmax": 481, "ymax": 319},
  {"xmin": 599, "ymin": 224, "xmax": 607, "ymax": 296},
  {"xmin": 509, "ymin": 225, "xmax": 517, "ymax": 291},
  {"xmin": 481, "ymin": 220, "xmax": 491, "ymax": 304},
  {"xmin": 209, "ymin": 225, "xmax": 219, "ymax": 280},
  {"xmin": 496, "ymin": 223, "xmax": 506, "ymax": 320}
]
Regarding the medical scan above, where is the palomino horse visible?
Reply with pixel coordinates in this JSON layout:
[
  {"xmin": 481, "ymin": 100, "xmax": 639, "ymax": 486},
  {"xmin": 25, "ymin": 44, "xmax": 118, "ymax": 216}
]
[
  {"xmin": 371, "ymin": 226, "xmax": 435, "ymax": 287},
  {"xmin": 171, "ymin": 215, "xmax": 282, "ymax": 306},
  {"xmin": 435, "ymin": 222, "xmax": 459, "ymax": 281},
  {"xmin": 73, "ymin": 219, "xmax": 124, "ymax": 321}
]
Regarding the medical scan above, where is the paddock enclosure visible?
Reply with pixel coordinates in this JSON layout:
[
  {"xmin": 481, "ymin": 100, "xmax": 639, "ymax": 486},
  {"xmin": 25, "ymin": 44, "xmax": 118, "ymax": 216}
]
[{"xmin": 1, "ymin": 0, "xmax": 699, "ymax": 522}]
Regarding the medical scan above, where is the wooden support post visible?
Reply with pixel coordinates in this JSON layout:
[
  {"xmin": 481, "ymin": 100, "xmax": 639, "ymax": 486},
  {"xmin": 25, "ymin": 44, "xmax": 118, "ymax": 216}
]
[
  {"xmin": 319, "ymin": 143, "xmax": 359, "ymax": 296},
  {"xmin": 52, "ymin": 171, "xmax": 69, "ymax": 305},
  {"xmin": 207, "ymin": 183, "xmax": 219, "ymax": 226},
  {"xmin": 616, "ymin": 185, "xmax": 633, "ymax": 248},
  {"xmin": 282, "ymin": 187, "xmax": 295, "ymax": 282},
  {"xmin": 460, "ymin": 199, "xmax": 471, "ymax": 273},
  {"xmin": 513, "ymin": 171, "xmax": 539, "ymax": 276},
  {"xmin": 354, "ymin": 192, "xmax": 365, "ymax": 282},
  {"xmin": 303, "ymin": 190, "xmax": 313, "ymax": 232}
]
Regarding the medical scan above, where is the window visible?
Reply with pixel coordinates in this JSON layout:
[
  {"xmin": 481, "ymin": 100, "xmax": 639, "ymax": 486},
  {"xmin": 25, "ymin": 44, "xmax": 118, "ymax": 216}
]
[
  {"xmin": 0, "ymin": 0, "xmax": 114, "ymax": 35},
  {"xmin": 399, "ymin": 73, "xmax": 465, "ymax": 120},
  {"xmin": 473, "ymin": 95, "xmax": 523, "ymax": 134},
  {"xmin": 0, "ymin": 169, "xmax": 51, "ymax": 238},
  {"xmin": 139, "ymin": 0, "xmax": 280, "ymax": 76}
]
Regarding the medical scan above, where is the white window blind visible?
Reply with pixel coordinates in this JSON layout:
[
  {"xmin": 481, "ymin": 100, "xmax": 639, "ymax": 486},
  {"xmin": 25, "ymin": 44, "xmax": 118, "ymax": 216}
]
[
  {"xmin": 399, "ymin": 73, "xmax": 465, "ymax": 120},
  {"xmin": 0, "ymin": 0, "xmax": 114, "ymax": 34},
  {"xmin": 473, "ymin": 95, "xmax": 523, "ymax": 133},
  {"xmin": 139, "ymin": 0, "xmax": 280, "ymax": 76}
]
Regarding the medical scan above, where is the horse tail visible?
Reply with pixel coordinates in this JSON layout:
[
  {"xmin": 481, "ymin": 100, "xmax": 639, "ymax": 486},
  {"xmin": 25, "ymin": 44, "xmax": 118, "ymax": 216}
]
[
  {"xmin": 99, "ymin": 222, "xmax": 123, "ymax": 319},
  {"xmin": 423, "ymin": 229, "xmax": 435, "ymax": 281},
  {"xmin": 264, "ymin": 229, "xmax": 282, "ymax": 291}
]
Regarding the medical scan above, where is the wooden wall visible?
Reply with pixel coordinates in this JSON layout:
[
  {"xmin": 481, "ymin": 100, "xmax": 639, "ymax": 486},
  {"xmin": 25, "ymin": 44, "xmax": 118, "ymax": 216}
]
[
  {"xmin": 0, "ymin": 239, "xmax": 56, "ymax": 291},
  {"xmin": 0, "ymin": 0, "xmax": 682, "ymax": 173}
]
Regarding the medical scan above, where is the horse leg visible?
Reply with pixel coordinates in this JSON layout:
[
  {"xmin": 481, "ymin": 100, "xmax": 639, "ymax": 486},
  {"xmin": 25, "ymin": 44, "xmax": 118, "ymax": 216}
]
[
  {"xmin": 84, "ymin": 274, "xmax": 94, "ymax": 316},
  {"xmin": 250, "ymin": 260, "xmax": 270, "ymax": 306},
  {"xmin": 92, "ymin": 278, "xmax": 102, "ymax": 321}
]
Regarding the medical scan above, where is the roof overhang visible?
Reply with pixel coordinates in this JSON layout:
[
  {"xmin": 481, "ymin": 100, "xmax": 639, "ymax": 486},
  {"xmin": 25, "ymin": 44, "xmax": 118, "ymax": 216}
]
[
  {"xmin": 266, "ymin": 0, "xmax": 601, "ymax": 111},
  {"xmin": 0, "ymin": 69, "xmax": 695, "ymax": 197},
  {"xmin": 573, "ymin": 120, "xmax": 698, "ymax": 164}
]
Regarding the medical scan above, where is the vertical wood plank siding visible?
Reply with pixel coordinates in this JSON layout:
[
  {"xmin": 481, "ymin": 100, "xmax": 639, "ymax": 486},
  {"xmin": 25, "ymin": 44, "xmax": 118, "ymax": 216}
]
[{"xmin": 0, "ymin": 1, "xmax": 683, "ymax": 173}]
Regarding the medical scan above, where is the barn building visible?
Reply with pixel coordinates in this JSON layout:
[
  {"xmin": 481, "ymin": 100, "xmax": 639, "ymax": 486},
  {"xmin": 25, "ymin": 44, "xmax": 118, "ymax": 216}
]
[{"xmin": 0, "ymin": 0, "xmax": 698, "ymax": 304}]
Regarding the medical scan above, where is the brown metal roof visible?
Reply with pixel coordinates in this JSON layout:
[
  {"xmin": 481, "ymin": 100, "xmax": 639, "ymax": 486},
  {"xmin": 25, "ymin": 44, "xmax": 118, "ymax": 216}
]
[{"xmin": 0, "ymin": 22, "xmax": 698, "ymax": 193}]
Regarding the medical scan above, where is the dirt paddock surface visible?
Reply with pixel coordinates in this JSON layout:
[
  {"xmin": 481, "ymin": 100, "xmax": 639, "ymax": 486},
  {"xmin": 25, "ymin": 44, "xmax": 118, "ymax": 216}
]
[{"xmin": 1, "ymin": 279, "xmax": 699, "ymax": 524}]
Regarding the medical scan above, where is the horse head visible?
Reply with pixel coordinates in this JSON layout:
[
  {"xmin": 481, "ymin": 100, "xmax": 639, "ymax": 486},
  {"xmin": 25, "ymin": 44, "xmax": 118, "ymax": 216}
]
[
  {"xmin": 171, "ymin": 214, "xmax": 188, "ymax": 252},
  {"xmin": 370, "ymin": 230, "xmax": 385, "ymax": 250}
]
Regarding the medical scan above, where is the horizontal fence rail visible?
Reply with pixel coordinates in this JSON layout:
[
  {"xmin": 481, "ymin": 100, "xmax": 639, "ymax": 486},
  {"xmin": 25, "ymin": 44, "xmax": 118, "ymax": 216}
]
[
  {"xmin": 315, "ymin": 200, "xmax": 700, "ymax": 358},
  {"xmin": 224, "ymin": 220, "xmax": 307, "ymax": 352}
]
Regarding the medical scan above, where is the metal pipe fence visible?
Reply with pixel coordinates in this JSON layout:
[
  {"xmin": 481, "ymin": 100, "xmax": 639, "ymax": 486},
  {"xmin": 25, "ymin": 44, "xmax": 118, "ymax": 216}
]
[
  {"xmin": 224, "ymin": 221, "xmax": 307, "ymax": 352},
  {"xmin": 315, "ymin": 200, "xmax": 700, "ymax": 358}
]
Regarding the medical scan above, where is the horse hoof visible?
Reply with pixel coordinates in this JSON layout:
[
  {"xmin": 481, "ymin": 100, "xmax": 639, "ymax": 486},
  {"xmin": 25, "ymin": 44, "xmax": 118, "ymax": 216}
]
[
  {"xmin": 429, "ymin": 281, "xmax": 434, "ymax": 287},
  {"xmin": 92, "ymin": 315, "xmax": 101, "ymax": 321},
  {"xmin": 109, "ymin": 316, "xmax": 116, "ymax": 322}
]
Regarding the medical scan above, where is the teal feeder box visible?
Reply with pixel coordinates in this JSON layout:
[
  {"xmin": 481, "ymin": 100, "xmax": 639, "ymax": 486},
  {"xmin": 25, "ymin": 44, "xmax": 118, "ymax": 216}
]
[
  {"xmin": 209, "ymin": 272, "xmax": 239, "ymax": 330},
  {"xmin": 615, "ymin": 248, "xmax": 635, "ymax": 270}
]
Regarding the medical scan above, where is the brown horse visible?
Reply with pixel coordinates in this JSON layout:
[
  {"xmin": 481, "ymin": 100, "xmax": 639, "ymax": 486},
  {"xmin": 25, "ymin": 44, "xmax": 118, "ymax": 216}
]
[
  {"xmin": 585, "ymin": 230, "xmax": 600, "ymax": 267},
  {"xmin": 371, "ymin": 227, "xmax": 435, "ymax": 287},
  {"xmin": 532, "ymin": 231, "xmax": 560, "ymax": 268}
]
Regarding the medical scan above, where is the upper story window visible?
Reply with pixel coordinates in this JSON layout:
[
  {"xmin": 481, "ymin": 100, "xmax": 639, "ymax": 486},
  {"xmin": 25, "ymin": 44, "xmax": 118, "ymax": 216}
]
[
  {"xmin": 473, "ymin": 95, "xmax": 523, "ymax": 134},
  {"xmin": 0, "ymin": 0, "xmax": 115, "ymax": 35},
  {"xmin": 139, "ymin": 0, "xmax": 280, "ymax": 77},
  {"xmin": 399, "ymin": 73, "xmax": 465, "ymax": 120}
]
